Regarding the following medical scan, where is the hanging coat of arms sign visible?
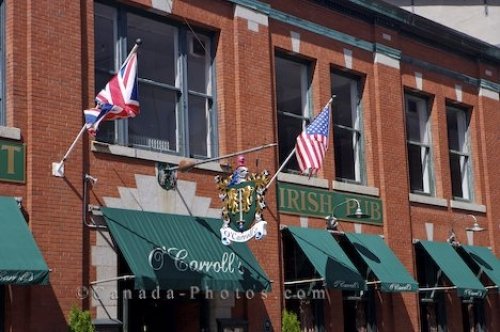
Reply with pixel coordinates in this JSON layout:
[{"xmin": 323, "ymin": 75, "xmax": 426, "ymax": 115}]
[{"xmin": 215, "ymin": 156, "xmax": 270, "ymax": 245}]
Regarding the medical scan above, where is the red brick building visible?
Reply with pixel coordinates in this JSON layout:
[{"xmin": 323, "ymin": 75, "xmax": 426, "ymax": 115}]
[{"xmin": 0, "ymin": 0, "xmax": 499, "ymax": 331}]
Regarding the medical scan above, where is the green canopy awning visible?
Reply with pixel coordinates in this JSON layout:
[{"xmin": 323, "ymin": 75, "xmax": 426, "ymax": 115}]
[
  {"xmin": 284, "ymin": 227, "xmax": 365, "ymax": 291},
  {"xmin": 417, "ymin": 241, "xmax": 486, "ymax": 298},
  {"xmin": 345, "ymin": 233, "xmax": 418, "ymax": 292},
  {"xmin": 460, "ymin": 245, "xmax": 500, "ymax": 291},
  {"xmin": 102, "ymin": 207, "xmax": 271, "ymax": 292},
  {"xmin": 0, "ymin": 196, "xmax": 49, "ymax": 285}
]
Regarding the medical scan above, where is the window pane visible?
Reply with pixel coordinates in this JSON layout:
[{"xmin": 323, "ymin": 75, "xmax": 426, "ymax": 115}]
[
  {"xmin": 408, "ymin": 144, "xmax": 424, "ymax": 192},
  {"xmin": 447, "ymin": 110, "xmax": 459, "ymax": 151},
  {"xmin": 449, "ymin": 153, "xmax": 464, "ymax": 198},
  {"xmin": 447, "ymin": 107, "xmax": 471, "ymax": 200},
  {"xmin": 332, "ymin": 72, "xmax": 362, "ymax": 182},
  {"xmin": 187, "ymin": 35, "xmax": 210, "ymax": 94},
  {"xmin": 332, "ymin": 74, "xmax": 355, "ymax": 128},
  {"xmin": 334, "ymin": 127, "xmax": 356, "ymax": 180},
  {"xmin": 94, "ymin": 3, "xmax": 116, "ymax": 143},
  {"xmin": 128, "ymin": 83, "xmax": 177, "ymax": 152},
  {"xmin": 405, "ymin": 95, "xmax": 432, "ymax": 194},
  {"xmin": 127, "ymin": 13, "xmax": 177, "ymax": 86},
  {"xmin": 188, "ymin": 94, "xmax": 209, "ymax": 157},
  {"xmin": 275, "ymin": 57, "xmax": 306, "ymax": 117},
  {"xmin": 405, "ymin": 103, "xmax": 421, "ymax": 142},
  {"xmin": 94, "ymin": 3, "xmax": 115, "ymax": 73},
  {"xmin": 275, "ymin": 56, "xmax": 309, "ymax": 172},
  {"xmin": 278, "ymin": 114, "xmax": 303, "ymax": 171}
]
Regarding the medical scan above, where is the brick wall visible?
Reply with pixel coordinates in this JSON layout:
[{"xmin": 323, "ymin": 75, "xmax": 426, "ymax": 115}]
[{"xmin": 1, "ymin": 0, "xmax": 498, "ymax": 331}]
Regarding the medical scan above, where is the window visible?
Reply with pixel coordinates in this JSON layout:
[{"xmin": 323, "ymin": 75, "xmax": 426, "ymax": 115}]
[
  {"xmin": 94, "ymin": 3, "xmax": 216, "ymax": 158},
  {"xmin": 416, "ymin": 245, "xmax": 447, "ymax": 332},
  {"xmin": 446, "ymin": 106, "xmax": 472, "ymax": 200},
  {"xmin": 0, "ymin": 0, "xmax": 5, "ymax": 126},
  {"xmin": 331, "ymin": 72, "xmax": 364, "ymax": 183},
  {"xmin": 275, "ymin": 55, "xmax": 311, "ymax": 173},
  {"xmin": 405, "ymin": 94, "xmax": 433, "ymax": 194},
  {"xmin": 282, "ymin": 232, "xmax": 326, "ymax": 331}
]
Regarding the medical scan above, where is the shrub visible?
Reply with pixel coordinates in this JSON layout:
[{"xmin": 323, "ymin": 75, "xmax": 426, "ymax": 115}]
[
  {"xmin": 282, "ymin": 309, "xmax": 300, "ymax": 332},
  {"xmin": 68, "ymin": 305, "xmax": 95, "ymax": 332}
]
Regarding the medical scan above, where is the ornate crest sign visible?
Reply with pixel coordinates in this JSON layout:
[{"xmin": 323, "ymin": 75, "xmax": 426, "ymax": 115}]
[{"xmin": 215, "ymin": 156, "xmax": 270, "ymax": 245}]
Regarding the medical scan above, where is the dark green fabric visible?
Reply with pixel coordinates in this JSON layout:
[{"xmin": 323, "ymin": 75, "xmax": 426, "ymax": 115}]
[
  {"xmin": 285, "ymin": 227, "xmax": 365, "ymax": 291},
  {"xmin": 418, "ymin": 241, "xmax": 486, "ymax": 298},
  {"xmin": 102, "ymin": 207, "xmax": 271, "ymax": 291},
  {"xmin": 345, "ymin": 233, "xmax": 418, "ymax": 292},
  {"xmin": 0, "ymin": 196, "xmax": 49, "ymax": 285},
  {"xmin": 461, "ymin": 245, "xmax": 500, "ymax": 291}
]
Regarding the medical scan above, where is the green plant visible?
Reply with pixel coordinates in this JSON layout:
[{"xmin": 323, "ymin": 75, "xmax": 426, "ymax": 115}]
[
  {"xmin": 282, "ymin": 309, "xmax": 300, "ymax": 332},
  {"xmin": 68, "ymin": 305, "xmax": 95, "ymax": 332}
]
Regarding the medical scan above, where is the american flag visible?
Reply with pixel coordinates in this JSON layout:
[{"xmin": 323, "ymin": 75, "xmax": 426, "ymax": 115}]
[
  {"xmin": 84, "ymin": 49, "xmax": 139, "ymax": 135},
  {"xmin": 295, "ymin": 105, "xmax": 331, "ymax": 174}
]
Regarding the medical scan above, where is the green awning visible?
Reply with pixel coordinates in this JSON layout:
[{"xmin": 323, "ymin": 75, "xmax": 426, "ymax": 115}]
[
  {"xmin": 102, "ymin": 207, "xmax": 271, "ymax": 292},
  {"xmin": 417, "ymin": 241, "xmax": 486, "ymax": 298},
  {"xmin": 0, "ymin": 196, "xmax": 49, "ymax": 285},
  {"xmin": 460, "ymin": 245, "xmax": 500, "ymax": 291},
  {"xmin": 284, "ymin": 227, "xmax": 365, "ymax": 291},
  {"xmin": 345, "ymin": 233, "xmax": 418, "ymax": 292}
]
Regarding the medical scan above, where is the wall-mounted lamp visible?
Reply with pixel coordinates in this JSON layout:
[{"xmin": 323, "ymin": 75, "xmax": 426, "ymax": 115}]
[
  {"xmin": 464, "ymin": 215, "xmax": 485, "ymax": 232},
  {"xmin": 447, "ymin": 214, "xmax": 486, "ymax": 246},
  {"xmin": 325, "ymin": 198, "xmax": 371, "ymax": 230}
]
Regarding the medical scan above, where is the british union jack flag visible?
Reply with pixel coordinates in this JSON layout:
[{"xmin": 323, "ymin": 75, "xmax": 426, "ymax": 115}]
[{"xmin": 84, "ymin": 48, "xmax": 140, "ymax": 135}]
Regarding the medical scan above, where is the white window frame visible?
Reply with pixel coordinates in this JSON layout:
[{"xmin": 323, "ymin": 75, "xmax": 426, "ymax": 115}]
[
  {"xmin": 331, "ymin": 72, "xmax": 364, "ymax": 184},
  {"xmin": 447, "ymin": 106, "xmax": 472, "ymax": 201},
  {"xmin": 405, "ymin": 94, "xmax": 433, "ymax": 195},
  {"xmin": 275, "ymin": 55, "xmax": 311, "ymax": 173},
  {"xmin": 94, "ymin": 2, "xmax": 216, "ymax": 158}
]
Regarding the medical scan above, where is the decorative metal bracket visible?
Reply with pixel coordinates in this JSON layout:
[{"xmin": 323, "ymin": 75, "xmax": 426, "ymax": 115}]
[{"xmin": 157, "ymin": 162, "xmax": 177, "ymax": 191}]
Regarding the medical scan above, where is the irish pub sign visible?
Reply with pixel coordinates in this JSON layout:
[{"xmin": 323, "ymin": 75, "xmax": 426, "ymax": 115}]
[
  {"xmin": 0, "ymin": 139, "xmax": 25, "ymax": 183},
  {"xmin": 278, "ymin": 183, "xmax": 383, "ymax": 224}
]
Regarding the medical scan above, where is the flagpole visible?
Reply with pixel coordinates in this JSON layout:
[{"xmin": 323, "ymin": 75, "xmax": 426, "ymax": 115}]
[
  {"xmin": 265, "ymin": 96, "xmax": 334, "ymax": 190},
  {"xmin": 265, "ymin": 147, "xmax": 296, "ymax": 190},
  {"xmin": 52, "ymin": 39, "xmax": 142, "ymax": 177},
  {"xmin": 168, "ymin": 142, "xmax": 278, "ymax": 172},
  {"xmin": 122, "ymin": 39, "xmax": 141, "ymax": 65},
  {"xmin": 52, "ymin": 124, "xmax": 88, "ymax": 177}
]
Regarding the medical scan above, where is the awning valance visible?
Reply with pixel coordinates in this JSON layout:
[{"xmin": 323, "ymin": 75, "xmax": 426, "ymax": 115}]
[
  {"xmin": 0, "ymin": 196, "xmax": 49, "ymax": 285},
  {"xmin": 345, "ymin": 233, "xmax": 418, "ymax": 292},
  {"xmin": 460, "ymin": 245, "xmax": 500, "ymax": 291},
  {"xmin": 284, "ymin": 227, "xmax": 365, "ymax": 291},
  {"xmin": 417, "ymin": 241, "xmax": 486, "ymax": 298},
  {"xmin": 102, "ymin": 207, "xmax": 271, "ymax": 292}
]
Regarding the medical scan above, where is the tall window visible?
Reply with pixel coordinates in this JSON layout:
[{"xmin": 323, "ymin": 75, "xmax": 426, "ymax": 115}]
[
  {"xmin": 416, "ymin": 245, "xmax": 448, "ymax": 331},
  {"xmin": 275, "ymin": 55, "xmax": 311, "ymax": 173},
  {"xmin": 0, "ymin": 0, "xmax": 5, "ymax": 126},
  {"xmin": 447, "ymin": 106, "xmax": 472, "ymax": 200},
  {"xmin": 405, "ymin": 94, "xmax": 433, "ymax": 194},
  {"xmin": 94, "ymin": 2, "xmax": 216, "ymax": 158},
  {"xmin": 331, "ymin": 72, "xmax": 364, "ymax": 183}
]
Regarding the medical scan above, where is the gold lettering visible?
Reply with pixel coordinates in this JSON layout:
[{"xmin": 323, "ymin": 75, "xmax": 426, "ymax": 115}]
[
  {"xmin": 279, "ymin": 187, "xmax": 286, "ymax": 209},
  {"xmin": 307, "ymin": 192, "xmax": 319, "ymax": 213},
  {"xmin": 287, "ymin": 189, "xmax": 300, "ymax": 212},
  {"xmin": 345, "ymin": 199, "xmax": 358, "ymax": 217},
  {"xmin": 319, "ymin": 193, "xmax": 333, "ymax": 215},
  {"xmin": 1, "ymin": 145, "xmax": 21, "ymax": 174},
  {"xmin": 370, "ymin": 202, "xmax": 382, "ymax": 221},
  {"xmin": 300, "ymin": 190, "xmax": 307, "ymax": 211}
]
